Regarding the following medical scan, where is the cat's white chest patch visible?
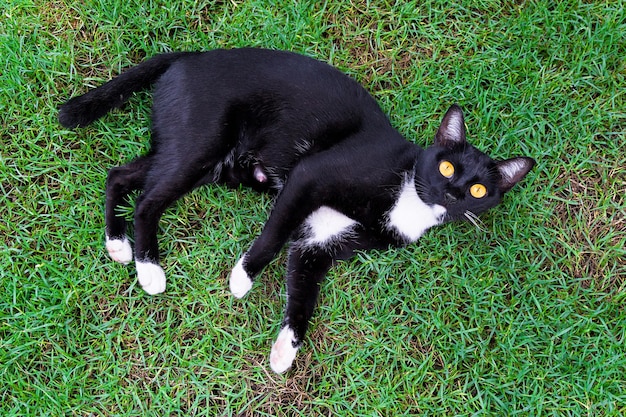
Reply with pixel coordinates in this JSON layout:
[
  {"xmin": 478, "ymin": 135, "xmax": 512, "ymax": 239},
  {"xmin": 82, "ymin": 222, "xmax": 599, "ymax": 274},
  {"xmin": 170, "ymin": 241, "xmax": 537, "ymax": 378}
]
[
  {"xmin": 304, "ymin": 206, "xmax": 357, "ymax": 245},
  {"xmin": 387, "ymin": 178, "xmax": 446, "ymax": 242}
]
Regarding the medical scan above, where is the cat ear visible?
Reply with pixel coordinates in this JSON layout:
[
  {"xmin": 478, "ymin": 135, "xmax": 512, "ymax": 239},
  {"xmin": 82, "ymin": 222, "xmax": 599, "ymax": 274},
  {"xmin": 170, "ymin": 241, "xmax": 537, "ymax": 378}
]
[
  {"xmin": 435, "ymin": 104, "xmax": 466, "ymax": 148},
  {"xmin": 496, "ymin": 157, "xmax": 536, "ymax": 192}
]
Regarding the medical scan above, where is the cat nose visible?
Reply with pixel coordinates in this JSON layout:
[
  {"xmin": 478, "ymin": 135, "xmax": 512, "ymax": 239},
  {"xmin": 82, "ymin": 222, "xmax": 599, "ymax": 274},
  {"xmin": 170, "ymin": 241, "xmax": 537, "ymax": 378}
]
[{"xmin": 444, "ymin": 192, "xmax": 458, "ymax": 203}]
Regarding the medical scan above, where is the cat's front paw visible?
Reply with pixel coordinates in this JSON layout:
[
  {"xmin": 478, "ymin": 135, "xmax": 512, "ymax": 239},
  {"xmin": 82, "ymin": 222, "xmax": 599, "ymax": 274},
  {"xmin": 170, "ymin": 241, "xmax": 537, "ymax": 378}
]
[
  {"xmin": 136, "ymin": 261, "xmax": 166, "ymax": 295},
  {"xmin": 229, "ymin": 256, "xmax": 253, "ymax": 298},
  {"xmin": 106, "ymin": 235, "xmax": 133, "ymax": 264},
  {"xmin": 270, "ymin": 326, "xmax": 300, "ymax": 374}
]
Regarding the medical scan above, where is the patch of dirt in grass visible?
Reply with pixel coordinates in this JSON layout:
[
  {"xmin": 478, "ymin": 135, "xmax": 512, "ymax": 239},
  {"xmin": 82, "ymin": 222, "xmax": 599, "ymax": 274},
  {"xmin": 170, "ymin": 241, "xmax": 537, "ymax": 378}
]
[
  {"xmin": 550, "ymin": 158, "xmax": 625, "ymax": 291},
  {"xmin": 320, "ymin": 3, "xmax": 424, "ymax": 90},
  {"xmin": 246, "ymin": 368, "xmax": 325, "ymax": 415},
  {"xmin": 239, "ymin": 324, "xmax": 350, "ymax": 415},
  {"xmin": 410, "ymin": 338, "xmax": 445, "ymax": 369}
]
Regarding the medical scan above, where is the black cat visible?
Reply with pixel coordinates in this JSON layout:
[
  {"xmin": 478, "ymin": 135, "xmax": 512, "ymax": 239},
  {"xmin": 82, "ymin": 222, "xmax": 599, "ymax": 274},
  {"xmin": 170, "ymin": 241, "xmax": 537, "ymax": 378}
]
[{"xmin": 59, "ymin": 48, "xmax": 535, "ymax": 374}]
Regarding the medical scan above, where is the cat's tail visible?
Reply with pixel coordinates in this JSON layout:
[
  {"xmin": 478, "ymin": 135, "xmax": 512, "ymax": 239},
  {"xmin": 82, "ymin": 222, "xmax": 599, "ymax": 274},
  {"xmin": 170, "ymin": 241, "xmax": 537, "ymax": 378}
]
[{"xmin": 58, "ymin": 52, "xmax": 194, "ymax": 128}]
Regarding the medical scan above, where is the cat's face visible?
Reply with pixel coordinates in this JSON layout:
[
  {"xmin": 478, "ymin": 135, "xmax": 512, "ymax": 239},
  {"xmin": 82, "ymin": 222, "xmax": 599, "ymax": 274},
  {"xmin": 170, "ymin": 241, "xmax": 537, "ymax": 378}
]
[{"xmin": 415, "ymin": 105, "xmax": 535, "ymax": 223}]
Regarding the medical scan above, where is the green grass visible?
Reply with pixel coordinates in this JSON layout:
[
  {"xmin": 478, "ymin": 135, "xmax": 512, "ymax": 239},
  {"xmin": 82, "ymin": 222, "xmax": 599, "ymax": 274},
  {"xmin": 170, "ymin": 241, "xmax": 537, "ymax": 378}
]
[{"xmin": 1, "ymin": 0, "xmax": 625, "ymax": 415}]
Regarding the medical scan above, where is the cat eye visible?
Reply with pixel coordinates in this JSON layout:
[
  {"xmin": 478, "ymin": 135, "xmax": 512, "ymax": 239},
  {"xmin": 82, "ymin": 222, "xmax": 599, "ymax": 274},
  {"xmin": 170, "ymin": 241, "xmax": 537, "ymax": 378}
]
[
  {"xmin": 438, "ymin": 160, "xmax": 455, "ymax": 178},
  {"xmin": 470, "ymin": 184, "xmax": 487, "ymax": 198}
]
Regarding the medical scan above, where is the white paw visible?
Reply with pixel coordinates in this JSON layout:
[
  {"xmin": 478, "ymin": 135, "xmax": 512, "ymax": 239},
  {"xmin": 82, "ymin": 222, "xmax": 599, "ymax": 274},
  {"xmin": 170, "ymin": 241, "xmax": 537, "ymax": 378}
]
[
  {"xmin": 135, "ymin": 261, "xmax": 166, "ymax": 295},
  {"xmin": 270, "ymin": 326, "xmax": 299, "ymax": 374},
  {"xmin": 106, "ymin": 236, "xmax": 133, "ymax": 264},
  {"xmin": 229, "ymin": 256, "xmax": 253, "ymax": 298}
]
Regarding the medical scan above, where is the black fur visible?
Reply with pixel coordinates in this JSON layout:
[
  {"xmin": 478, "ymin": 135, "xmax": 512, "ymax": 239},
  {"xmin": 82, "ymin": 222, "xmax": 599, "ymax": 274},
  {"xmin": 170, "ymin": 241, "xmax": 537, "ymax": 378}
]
[{"xmin": 59, "ymin": 48, "xmax": 535, "ymax": 372}]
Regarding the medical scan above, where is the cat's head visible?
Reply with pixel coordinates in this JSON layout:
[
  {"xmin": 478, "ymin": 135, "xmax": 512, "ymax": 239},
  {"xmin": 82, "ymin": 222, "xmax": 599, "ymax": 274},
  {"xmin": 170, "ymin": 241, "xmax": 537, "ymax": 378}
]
[{"xmin": 415, "ymin": 104, "xmax": 535, "ymax": 223}]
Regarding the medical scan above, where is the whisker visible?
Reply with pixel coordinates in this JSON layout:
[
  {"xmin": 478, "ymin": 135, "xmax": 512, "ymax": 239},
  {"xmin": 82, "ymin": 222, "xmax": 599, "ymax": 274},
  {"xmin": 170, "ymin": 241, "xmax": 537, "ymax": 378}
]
[
  {"xmin": 464, "ymin": 210, "xmax": 487, "ymax": 233},
  {"xmin": 414, "ymin": 178, "xmax": 430, "ymax": 195}
]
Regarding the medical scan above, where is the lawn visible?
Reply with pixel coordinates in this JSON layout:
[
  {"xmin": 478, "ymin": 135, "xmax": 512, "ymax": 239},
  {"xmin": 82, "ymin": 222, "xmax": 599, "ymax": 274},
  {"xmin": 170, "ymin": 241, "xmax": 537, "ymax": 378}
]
[{"xmin": 1, "ymin": 0, "xmax": 625, "ymax": 415}]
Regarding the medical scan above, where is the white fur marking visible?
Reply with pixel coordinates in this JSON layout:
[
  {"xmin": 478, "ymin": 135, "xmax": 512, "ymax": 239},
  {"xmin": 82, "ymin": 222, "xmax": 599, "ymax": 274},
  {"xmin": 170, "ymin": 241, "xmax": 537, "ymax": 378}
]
[
  {"xmin": 106, "ymin": 236, "xmax": 133, "ymax": 264},
  {"xmin": 447, "ymin": 113, "xmax": 462, "ymax": 140},
  {"xmin": 230, "ymin": 255, "xmax": 253, "ymax": 298},
  {"xmin": 136, "ymin": 261, "xmax": 166, "ymax": 295},
  {"xmin": 305, "ymin": 206, "xmax": 357, "ymax": 245},
  {"xmin": 387, "ymin": 179, "xmax": 446, "ymax": 242},
  {"xmin": 500, "ymin": 160, "xmax": 524, "ymax": 182},
  {"xmin": 270, "ymin": 326, "xmax": 299, "ymax": 374}
]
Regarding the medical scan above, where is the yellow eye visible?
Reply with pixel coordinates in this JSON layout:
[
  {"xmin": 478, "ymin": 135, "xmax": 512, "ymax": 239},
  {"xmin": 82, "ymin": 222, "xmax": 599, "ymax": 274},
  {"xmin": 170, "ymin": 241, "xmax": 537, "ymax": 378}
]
[
  {"xmin": 438, "ymin": 160, "xmax": 455, "ymax": 178},
  {"xmin": 470, "ymin": 184, "xmax": 487, "ymax": 198}
]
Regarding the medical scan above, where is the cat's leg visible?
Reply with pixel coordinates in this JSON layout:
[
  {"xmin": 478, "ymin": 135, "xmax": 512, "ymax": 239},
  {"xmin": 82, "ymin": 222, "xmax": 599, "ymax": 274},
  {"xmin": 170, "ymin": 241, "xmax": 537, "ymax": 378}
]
[
  {"xmin": 105, "ymin": 156, "xmax": 152, "ymax": 264},
  {"xmin": 128, "ymin": 124, "xmax": 235, "ymax": 294},
  {"xmin": 229, "ymin": 168, "xmax": 319, "ymax": 298},
  {"xmin": 270, "ymin": 244, "xmax": 333, "ymax": 374},
  {"xmin": 131, "ymin": 176, "xmax": 197, "ymax": 295},
  {"xmin": 269, "ymin": 217, "xmax": 384, "ymax": 373}
]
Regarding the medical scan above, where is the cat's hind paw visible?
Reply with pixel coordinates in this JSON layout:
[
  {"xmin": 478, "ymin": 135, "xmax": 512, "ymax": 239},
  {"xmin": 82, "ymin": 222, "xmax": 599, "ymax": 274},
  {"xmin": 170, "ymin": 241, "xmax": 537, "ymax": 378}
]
[
  {"xmin": 106, "ymin": 236, "xmax": 133, "ymax": 264},
  {"xmin": 136, "ymin": 261, "xmax": 166, "ymax": 295},
  {"xmin": 229, "ymin": 256, "xmax": 253, "ymax": 298},
  {"xmin": 270, "ymin": 326, "xmax": 300, "ymax": 374}
]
